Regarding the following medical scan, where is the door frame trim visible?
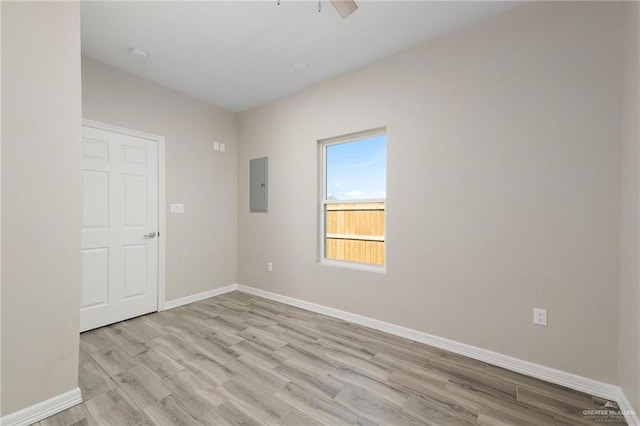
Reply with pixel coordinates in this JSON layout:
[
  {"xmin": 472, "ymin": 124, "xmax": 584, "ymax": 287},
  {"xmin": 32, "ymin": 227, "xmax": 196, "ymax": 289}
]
[{"xmin": 82, "ymin": 119, "xmax": 167, "ymax": 312}]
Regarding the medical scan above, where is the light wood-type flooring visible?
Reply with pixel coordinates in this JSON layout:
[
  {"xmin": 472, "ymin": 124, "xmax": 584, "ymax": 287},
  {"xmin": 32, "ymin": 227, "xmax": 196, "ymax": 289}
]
[{"xmin": 37, "ymin": 291, "xmax": 626, "ymax": 425}]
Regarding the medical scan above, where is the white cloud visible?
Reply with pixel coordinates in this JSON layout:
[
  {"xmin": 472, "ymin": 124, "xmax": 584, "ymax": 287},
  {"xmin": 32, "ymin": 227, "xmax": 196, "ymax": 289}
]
[{"xmin": 345, "ymin": 190, "xmax": 363, "ymax": 197}]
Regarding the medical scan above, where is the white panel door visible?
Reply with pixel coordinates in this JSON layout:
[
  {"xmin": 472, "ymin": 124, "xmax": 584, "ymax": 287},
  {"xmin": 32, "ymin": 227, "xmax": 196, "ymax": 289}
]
[{"xmin": 81, "ymin": 125, "xmax": 159, "ymax": 332}]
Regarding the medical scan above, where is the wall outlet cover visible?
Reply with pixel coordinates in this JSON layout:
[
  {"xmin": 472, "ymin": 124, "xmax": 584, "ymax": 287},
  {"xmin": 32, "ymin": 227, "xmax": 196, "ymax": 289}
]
[{"xmin": 533, "ymin": 308, "xmax": 547, "ymax": 326}]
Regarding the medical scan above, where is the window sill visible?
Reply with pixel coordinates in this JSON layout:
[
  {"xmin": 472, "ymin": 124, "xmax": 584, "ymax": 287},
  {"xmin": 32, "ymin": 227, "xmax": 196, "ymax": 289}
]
[{"xmin": 319, "ymin": 259, "xmax": 387, "ymax": 274}]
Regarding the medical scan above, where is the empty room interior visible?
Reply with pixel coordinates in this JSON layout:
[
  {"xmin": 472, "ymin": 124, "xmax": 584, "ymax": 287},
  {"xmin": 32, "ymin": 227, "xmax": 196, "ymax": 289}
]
[{"xmin": 1, "ymin": 0, "xmax": 640, "ymax": 425}]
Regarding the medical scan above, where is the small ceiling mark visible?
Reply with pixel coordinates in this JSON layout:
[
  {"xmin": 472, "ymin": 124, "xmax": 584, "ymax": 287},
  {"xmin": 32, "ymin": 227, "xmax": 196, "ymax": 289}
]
[{"xmin": 130, "ymin": 48, "xmax": 149, "ymax": 61}]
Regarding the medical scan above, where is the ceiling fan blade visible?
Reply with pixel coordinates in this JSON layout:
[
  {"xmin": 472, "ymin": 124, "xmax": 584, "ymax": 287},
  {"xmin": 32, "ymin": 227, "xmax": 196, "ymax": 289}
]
[{"xmin": 330, "ymin": 0, "xmax": 358, "ymax": 19}]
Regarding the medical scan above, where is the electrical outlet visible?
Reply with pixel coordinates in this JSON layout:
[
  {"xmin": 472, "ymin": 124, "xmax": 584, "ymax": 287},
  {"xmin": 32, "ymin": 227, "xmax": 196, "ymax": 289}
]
[
  {"xmin": 533, "ymin": 308, "xmax": 547, "ymax": 326},
  {"xmin": 267, "ymin": 262, "xmax": 273, "ymax": 272}
]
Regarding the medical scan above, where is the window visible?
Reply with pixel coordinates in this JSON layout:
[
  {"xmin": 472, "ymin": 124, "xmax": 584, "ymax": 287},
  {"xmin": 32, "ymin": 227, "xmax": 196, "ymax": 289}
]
[{"xmin": 320, "ymin": 128, "xmax": 387, "ymax": 270}]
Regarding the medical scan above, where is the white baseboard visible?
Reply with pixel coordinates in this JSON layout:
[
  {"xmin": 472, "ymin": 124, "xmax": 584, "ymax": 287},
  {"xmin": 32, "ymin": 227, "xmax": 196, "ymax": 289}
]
[
  {"xmin": 616, "ymin": 388, "xmax": 640, "ymax": 426},
  {"xmin": 236, "ymin": 284, "xmax": 639, "ymax": 424},
  {"xmin": 0, "ymin": 387, "xmax": 82, "ymax": 426},
  {"xmin": 163, "ymin": 284, "xmax": 237, "ymax": 310}
]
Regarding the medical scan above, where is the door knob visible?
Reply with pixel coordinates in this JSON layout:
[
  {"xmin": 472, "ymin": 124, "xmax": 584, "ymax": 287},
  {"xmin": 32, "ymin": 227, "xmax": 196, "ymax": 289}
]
[{"xmin": 144, "ymin": 232, "xmax": 157, "ymax": 239}]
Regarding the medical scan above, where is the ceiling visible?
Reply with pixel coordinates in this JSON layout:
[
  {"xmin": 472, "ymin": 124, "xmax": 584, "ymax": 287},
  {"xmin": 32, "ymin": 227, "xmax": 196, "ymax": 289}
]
[{"xmin": 81, "ymin": 1, "xmax": 522, "ymax": 112}]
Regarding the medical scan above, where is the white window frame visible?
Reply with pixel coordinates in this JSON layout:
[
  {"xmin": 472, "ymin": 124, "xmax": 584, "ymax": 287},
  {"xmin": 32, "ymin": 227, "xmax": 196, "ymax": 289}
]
[{"xmin": 318, "ymin": 127, "xmax": 387, "ymax": 273}]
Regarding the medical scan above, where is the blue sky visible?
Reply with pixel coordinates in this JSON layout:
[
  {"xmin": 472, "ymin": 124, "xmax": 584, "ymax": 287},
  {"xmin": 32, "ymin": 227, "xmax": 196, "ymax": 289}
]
[{"xmin": 326, "ymin": 134, "xmax": 386, "ymax": 200}]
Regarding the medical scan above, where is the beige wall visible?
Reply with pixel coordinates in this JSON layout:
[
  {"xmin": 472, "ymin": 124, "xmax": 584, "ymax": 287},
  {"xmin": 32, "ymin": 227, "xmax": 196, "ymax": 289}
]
[
  {"xmin": 619, "ymin": 0, "xmax": 640, "ymax": 413},
  {"xmin": 1, "ymin": 2, "xmax": 82, "ymax": 416},
  {"xmin": 82, "ymin": 57, "xmax": 238, "ymax": 301},
  {"xmin": 0, "ymin": 0, "xmax": 3, "ymax": 414},
  {"xmin": 238, "ymin": 1, "xmax": 624, "ymax": 383}
]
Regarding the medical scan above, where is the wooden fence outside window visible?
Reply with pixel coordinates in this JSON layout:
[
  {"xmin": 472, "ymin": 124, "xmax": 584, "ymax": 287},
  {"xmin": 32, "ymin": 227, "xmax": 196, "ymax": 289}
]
[{"xmin": 325, "ymin": 202, "xmax": 385, "ymax": 266}]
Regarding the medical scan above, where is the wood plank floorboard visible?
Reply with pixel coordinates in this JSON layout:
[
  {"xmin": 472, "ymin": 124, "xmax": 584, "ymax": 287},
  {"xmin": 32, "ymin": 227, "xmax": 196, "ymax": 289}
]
[{"xmin": 37, "ymin": 291, "xmax": 626, "ymax": 425}]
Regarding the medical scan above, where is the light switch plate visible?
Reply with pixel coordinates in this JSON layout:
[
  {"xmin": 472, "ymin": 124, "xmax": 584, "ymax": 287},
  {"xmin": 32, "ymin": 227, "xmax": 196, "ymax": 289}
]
[
  {"xmin": 213, "ymin": 142, "xmax": 219, "ymax": 151},
  {"xmin": 170, "ymin": 203, "xmax": 185, "ymax": 214},
  {"xmin": 220, "ymin": 143, "xmax": 226, "ymax": 152}
]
